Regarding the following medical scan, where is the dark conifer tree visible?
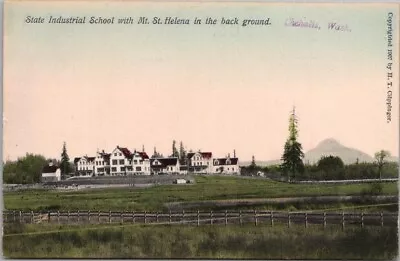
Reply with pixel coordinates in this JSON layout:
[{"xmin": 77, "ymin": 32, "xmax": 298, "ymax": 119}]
[{"xmin": 281, "ymin": 107, "xmax": 304, "ymax": 181}]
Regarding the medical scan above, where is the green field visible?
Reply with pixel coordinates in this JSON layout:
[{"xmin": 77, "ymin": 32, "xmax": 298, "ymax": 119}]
[
  {"xmin": 4, "ymin": 176, "xmax": 398, "ymax": 211},
  {"xmin": 3, "ymin": 222, "xmax": 397, "ymax": 259}
]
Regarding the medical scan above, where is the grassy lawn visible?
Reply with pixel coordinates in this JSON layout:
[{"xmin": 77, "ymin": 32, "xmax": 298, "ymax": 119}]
[
  {"xmin": 3, "ymin": 222, "xmax": 397, "ymax": 259},
  {"xmin": 4, "ymin": 176, "xmax": 398, "ymax": 211}
]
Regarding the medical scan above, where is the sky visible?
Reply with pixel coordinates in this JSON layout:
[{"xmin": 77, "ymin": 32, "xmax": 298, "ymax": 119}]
[{"xmin": 4, "ymin": 1, "xmax": 399, "ymax": 162}]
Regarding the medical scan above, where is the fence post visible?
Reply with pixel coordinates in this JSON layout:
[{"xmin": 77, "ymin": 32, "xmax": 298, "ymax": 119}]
[
  {"xmin": 156, "ymin": 212, "xmax": 159, "ymax": 223},
  {"xmin": 239, "ymin": 210, "xmax": 243, "ymax": 226},
  {"xmin": 31, "ymin": 211, "xmax": 34, "ymax": 223},
  {"xmin": 109, "ymin": 210, "xmax": 111, "ymax": 224},
  {"xmin": 182, "ymin": 210, "xmax": 185, "ymax": 224},
  {"xmin": 305, "ymin": 212, "xmax": 308, "ymax": 229},
  {"xmin": 210, "ymin": 211, "xmax": 213, "ymax": 225},
  {"xmin": 271, "ymin": 211, "xmax": 274, "ymax": 227},
  {"xmin": 197, "ymin": 210, "xmax": 200, "ymax": 226},
  {"xmin": 341, "ymin": 212, "xmax": 345, "ymax": 231},
  {"xmin": 77, "ymin": 210, "xmax": 80, "ymax": 222},
  {"xmin": 361, "ymin": 212, "xmax": 364, "ymax": 228},
  {"xmin": 19, "ymin": 211, "xmax": 22, "ymax": 223},
  {"xmin": 287, "ymin": 212, "xmax": 291, "ymax": 228},
  {"xmin": 380, "ymin": 212, "xmax": 384, "ymax": 227},
  {"xmin": 57, "ymin": 211, "xmax": 60, "ymax": 224},
  {"xmin": 323, "ymin": 212, "xmax": 326, "ymax": 229},
  {"xmin": 254, "ymin": 210, "xmax": 258, "ymax": 226},
  {"xmin": 169, "ymin": 211, "xmax": 171, "ymax": 224},
  {"xmin": 225, "ymin": 210, "xmax": 228, "ymax": 226},
  {"xmin": 88, "ymin": 210, "xmax": 91, "ymax": 222},
  {"xmin": 13, "ymin": 210, "xmax": 16, "ymax": 222},
  {"xmin": 48, "ymin": 211, "xmax": 51, "ymax": 223},
  {"xmin": 132, "ymin": 211, "xmax": 135, "ymax": 223},
  {"xmin": 98, "ymin": 211, "xmax": 100, "ymax": 223},
  {"xmin": 121, "ymin": 211, "xmax": 124, "ymax": 223},
  {"xmin": 144, "ymin": 211, "xmax": 147, "ymax": 224},
  {"xmin": 67, "ymin": 211, "xmax": 70, "ymax": 224}
]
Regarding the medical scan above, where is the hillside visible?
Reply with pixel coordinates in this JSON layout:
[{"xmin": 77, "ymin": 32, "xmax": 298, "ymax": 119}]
[{"xmin": 303, "ymin": 138, "xmax": 374, "ymax": 165}]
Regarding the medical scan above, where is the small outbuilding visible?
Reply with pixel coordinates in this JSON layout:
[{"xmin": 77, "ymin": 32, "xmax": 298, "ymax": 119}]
[
  {"xmin": 174, "ymin": 178, "xmax": 187, "ymax": 184},
  {"xmin": 41, "ymin": 162, "xmax": 61, "ymax": 182}
]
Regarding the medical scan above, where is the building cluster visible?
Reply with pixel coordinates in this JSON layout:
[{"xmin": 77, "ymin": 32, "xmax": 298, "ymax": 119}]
[{"xmin": 73, "ymin": 145, "xmax": 240, "ymax": 176}]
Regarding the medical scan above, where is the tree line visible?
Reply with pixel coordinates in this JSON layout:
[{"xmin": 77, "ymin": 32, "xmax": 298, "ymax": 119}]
[
  {"xmin": 3, "ymin": 142, "xmax": 73, "ymax": 184},
  {"xmin": 243, "ymin": 107, "xmax": 398, "ymax": 181}
]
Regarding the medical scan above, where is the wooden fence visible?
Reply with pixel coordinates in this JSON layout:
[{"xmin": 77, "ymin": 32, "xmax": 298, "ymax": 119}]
[{"xmin": 3, "ymin": 210, "xmax": 398, "ymax": 229}]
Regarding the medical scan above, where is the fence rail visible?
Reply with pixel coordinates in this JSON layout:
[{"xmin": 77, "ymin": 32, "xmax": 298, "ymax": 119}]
[{"xmin": 3, "ymin": 210, "xmax": 398, "ymax": 229}]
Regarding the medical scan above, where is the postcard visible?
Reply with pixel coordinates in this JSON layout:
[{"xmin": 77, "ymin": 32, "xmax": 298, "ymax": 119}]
[{"xmin": 2, "ymin": 1, "xmax": 399, "ymax": 259}]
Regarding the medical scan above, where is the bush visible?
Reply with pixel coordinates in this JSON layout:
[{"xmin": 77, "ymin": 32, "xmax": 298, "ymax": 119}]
[{"xmin": 361, "ymin": 183, "xmax": 384, "ymax": 196}]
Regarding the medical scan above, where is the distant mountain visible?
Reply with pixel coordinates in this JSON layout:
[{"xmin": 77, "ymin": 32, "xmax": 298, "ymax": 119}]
[
  {"xmin": 303, "ymin": 138, "xmax": 373, "ymax": 165},
  {"xmin": 240, "ymin": 138, "xmax": 398, "ymax": 167}
]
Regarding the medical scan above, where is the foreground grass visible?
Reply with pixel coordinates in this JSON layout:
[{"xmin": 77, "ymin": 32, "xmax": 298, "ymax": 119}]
[
  {"xmin": 3, "ymin": 222, "xmax": 397, "ymax": 259},
  {"xmin": 4, "ymin": 176, "xmax": 398, "ymax": 211}
]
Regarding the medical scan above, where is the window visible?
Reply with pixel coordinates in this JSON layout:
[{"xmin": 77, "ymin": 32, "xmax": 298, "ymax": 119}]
[
  {"xmin": 96, "ymin": 162, "xmax": 98, "ymax": 166},
  {"xmin": 134, "ymin": 160, "xmax": 138, "ymax": 164},
  {"xmin": 119, "ymin": 159, "xmax": 124, "ymax": 165},
  {"xmin": 112, "ymin": 160, "xmax": 118, "ymax": 165},
  {"xmin": 207, "ymin": 162, "xmax": 209, "ymax": 165},
  {"xmin": 121, "ymin": 167, "xmax": 126, "ymax": 172},
  {"xmin": 136, "ymin": 166, "xmax": 141, "ymax": 171},
  {"xmin": 114, "ymin": 153, "xmax": 117, "ymax": 156}
]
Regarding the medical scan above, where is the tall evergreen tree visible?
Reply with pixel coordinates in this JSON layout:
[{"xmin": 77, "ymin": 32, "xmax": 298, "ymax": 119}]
[
  {"xmin": 172, "ymin": 140, "xmax": 179, "ymax": 158},
  {"xmin": 152, "ymin": 147, "xmax": 160, "ymax": 158},
  {"xmin": 179, "ymin": 141, "xmax": 187, "ymax": 165},
  {"xmin": 60, "ymin": 142, "xmax": 71, "ymax": 177},
  {"xmin": 280, "ymin": 107, "xmax": 304, "ymax": 181},
  {"xmin": 250, "ymin": 155, "xmax": 256, "ymax": 168}
]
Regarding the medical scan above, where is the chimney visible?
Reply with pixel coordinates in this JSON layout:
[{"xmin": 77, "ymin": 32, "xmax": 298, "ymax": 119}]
[{"xmin": 233, "ymin": 149, "xmax": 236, "ymax": 158}]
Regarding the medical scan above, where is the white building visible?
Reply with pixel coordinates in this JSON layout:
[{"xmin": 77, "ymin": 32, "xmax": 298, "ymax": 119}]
[
  {"xmin": 187, "ymin": 152, "xmax": 213, "ymax": 174},
  {"xmin": 94, "ymin": 150, "xmax": 111, "ymax": 176},
  {"xmin": 74, "ymin": 156, "xmax": 95, "ymax": 176},
  {"xmin": 110, "ymin": 146, "xmax": 133, "ymax": 176},
  {"xmin": 213, "ymin": 156, "xmax": 240, "ymax": 175},
  {"xmin": 131, "ymin": 150, "xmax": 151, "ymax": 175},
  {"xmin": 41, "ymin": 162, "xmax": 61, "ymax": 182},
  {"xmin": 150, "ymin": 157, "xmax": 180, "ymax": 175}
]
